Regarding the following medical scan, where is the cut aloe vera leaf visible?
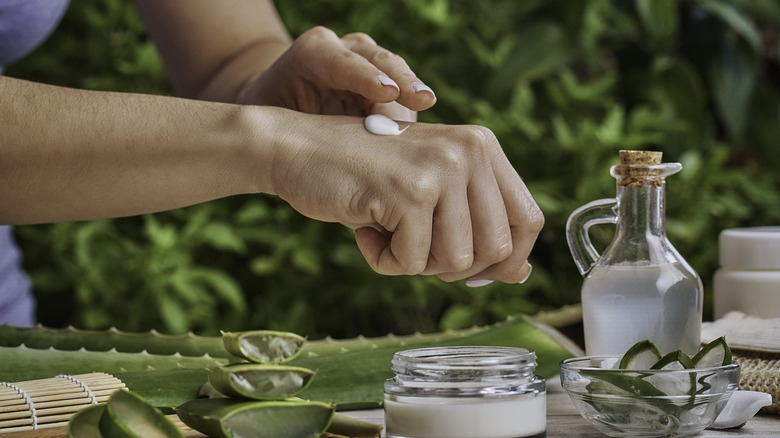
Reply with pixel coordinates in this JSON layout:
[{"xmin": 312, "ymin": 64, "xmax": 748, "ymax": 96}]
[
  {"xmin": 693, "ymin": 336, "xmax": 732, "ymax": 367},
  {"xmin": 68, "ymin": 403, "xmax": 105, "ymax": 438},
  {"xmin": 176, "ymin": 398, "xmax": 334, "ymax": 438},
  {"xmin": 327, "ymin": 413, "xmax": 383, "ymax": 438},
  {"xmin": 221, "ymin": 330, "xmax": 306, "ymax": 363},
  {"xmin": 208, "ymin": 363, "xmax": 316, "ymax": 400},
  {"xmin": 651, "ymin": 350, "xmax": 695, "ymax": 370},
  {"xmin": 618, "ymin": 339, "xmax": 662, "ymax": 370},
  {"xmin": 583, "ymin": 370, "xmax": 667, "ymax": 397},
  {"xmin": 644, "ymin": 351, "xmax": 697, "ymax": 398},
  {"xmin": 99, "ymin": 389, "xmax": 184, "ymax": 438}
]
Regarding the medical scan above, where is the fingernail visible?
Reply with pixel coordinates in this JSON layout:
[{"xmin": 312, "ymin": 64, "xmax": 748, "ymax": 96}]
[
  {"xmin": 518, "ymin": 263, "xmax": 533, "ymax": 284},
  {"xmin": 466, "ymin": 279, "xmax": 494, "ymax": 288},
  {"xmin": 412, "ymin": 81, "xmax": 435, "ymax": 96},
  {"xmin": 378, "ymin": 75, "xmax": 399, "ymax": 91}
]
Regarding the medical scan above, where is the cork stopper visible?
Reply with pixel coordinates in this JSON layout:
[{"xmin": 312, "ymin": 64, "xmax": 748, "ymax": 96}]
[
  {"xmin": 619, "ymin": 150, "xmax": 662, "ymax": 165},
  {"xmin": 616, "ymin": 150, "xmax": 663, "ymax": 187}
]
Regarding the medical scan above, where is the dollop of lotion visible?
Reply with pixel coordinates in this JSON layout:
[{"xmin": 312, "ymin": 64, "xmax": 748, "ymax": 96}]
[{"xmin": 364, "ymin": 114, "xmax": 408, "ymax": 136}]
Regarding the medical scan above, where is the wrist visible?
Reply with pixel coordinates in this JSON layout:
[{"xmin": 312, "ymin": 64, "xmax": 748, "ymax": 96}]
[{"xmin": 237, "ymin": 105, "xmax": 301, "ymax": 197}]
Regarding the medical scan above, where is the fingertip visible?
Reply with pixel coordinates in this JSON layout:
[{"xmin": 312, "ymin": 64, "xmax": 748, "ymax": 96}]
[
  {"xmin": 518, "ymin": 262, "xmax": 533, "ymax": 284},
  {"xmin": 398, "ymin": 81, "xmax": 437, "ymax": 111},
  {"xmin": 378, "ymin": 75, "xmax": 400, "ymax": 92},
  {"xmin": 371, "ymin": 75, "xmax": 401, "ymax": 102}
]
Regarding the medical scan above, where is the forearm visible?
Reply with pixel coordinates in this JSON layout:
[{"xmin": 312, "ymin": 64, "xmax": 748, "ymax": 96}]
[
  {"xmin": 0, "ymin": 76, "xmax": 277, "ymax": 225},
  {"xmin": 133, "ymin": 0, "xmax": 292, "ymax": 102}
]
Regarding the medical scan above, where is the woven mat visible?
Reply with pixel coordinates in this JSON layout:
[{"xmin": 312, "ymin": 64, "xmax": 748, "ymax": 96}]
[{"xmin": 703, "ymin": 312, "xmax": 780, "ymax": 414}]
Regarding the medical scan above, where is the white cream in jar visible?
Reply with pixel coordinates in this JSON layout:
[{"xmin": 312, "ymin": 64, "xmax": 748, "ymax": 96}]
[{"xmin": 384, "ymin": 346, "xmax": 546, "ymax": 438}]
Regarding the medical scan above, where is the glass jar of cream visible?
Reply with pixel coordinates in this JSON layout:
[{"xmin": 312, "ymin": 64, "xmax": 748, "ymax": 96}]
[{"xmin": 384, "ymin": 346, "xmax": 546, "ymax": 438}]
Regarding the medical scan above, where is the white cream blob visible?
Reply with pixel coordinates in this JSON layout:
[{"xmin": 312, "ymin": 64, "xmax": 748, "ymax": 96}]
[{"xmin": 364, "ymin": 114, "xmax": 408, "ymax": 136}]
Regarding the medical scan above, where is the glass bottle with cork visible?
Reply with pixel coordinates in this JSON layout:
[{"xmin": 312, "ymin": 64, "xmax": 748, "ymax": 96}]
[{"xmin": 566, "ymin": 150, "xmax": 702, "ymax": 355}]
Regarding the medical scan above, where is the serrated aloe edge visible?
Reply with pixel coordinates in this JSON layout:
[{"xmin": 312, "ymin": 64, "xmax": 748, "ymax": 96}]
[
  {"xmin": 1, "ymin": 314, "xmax": 574, "ymax": 437},
  {"xmin": 0, "ymin": 315, "xmax": 573, "ymax": 410}
]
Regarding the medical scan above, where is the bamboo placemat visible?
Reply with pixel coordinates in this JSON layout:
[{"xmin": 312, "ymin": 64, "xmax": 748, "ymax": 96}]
[{"xmin": 0, "ymin": 372, "xmax": 125, "ymax": 434}]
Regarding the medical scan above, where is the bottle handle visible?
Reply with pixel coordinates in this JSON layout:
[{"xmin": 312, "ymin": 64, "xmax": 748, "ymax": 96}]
[{"xmin": 565, "ymin": 198, "xmax": 618, "ymax": 276}]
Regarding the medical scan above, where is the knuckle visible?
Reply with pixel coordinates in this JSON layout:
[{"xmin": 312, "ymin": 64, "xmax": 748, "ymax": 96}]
[
  {"xmin": 302, "ymin": 25, "xmax": 336, "ymax": 41},
  {"xmin": 342, "ymin": 31, "xmax": 376, "ymax": 46},
  {"xmin": 400, "ymin": 259, "xmax": 427, "ymax": 276},
  {"xmin": 448, "ymin": 253, "xmax": 474, "ymax": 272},
  {"xmin": 525, "ymin": 204, "xmax": 545, "ymax": 235},
  {"xmin": 371, "ymin": 49, "xmax": 405, "ymax": 66},
  {"xmin": 434, "ymin": 249, "xmax": 473, "ymax": 273},
  {"xmin": 478, "ymin": 234, "xmax": 513, "ymax": 265},
  {"xmin": 397, "ymin": 173, "xmax": 440, "ymax": 206}
]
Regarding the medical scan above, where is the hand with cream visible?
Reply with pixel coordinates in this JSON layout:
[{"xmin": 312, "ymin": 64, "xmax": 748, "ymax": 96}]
[{"xmin": 266, "ymin": 110, "xmax": 541, "ymax": 285}]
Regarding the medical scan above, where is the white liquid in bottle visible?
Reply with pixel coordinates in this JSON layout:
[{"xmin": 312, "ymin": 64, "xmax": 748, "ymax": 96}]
[{"xmin": 582, "ymin": 263, "xmax": 702, "ymax": 356}]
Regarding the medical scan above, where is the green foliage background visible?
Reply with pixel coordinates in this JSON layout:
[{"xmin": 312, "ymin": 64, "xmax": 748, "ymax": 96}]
[{"xmin": 8, "ymin": 0, "xmax": 780, "ymax": 339}]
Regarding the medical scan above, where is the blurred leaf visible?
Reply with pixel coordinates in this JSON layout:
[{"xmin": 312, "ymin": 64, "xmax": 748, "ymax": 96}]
[
  {"xmin": 439, "ymin": 304, "xmax": 476, "ymax": 331},
  {"xmin": 486, "ymin": 21, "xmax": 570, "ymax": 101},
  {"xmin": 635, "ymin": 0, "xmax": 679, "ymax": 49},
  {"xmin": 708, "ymin": 33, "xmax": 758, "ymax": 141},
  {"xmin": 199, "ymin": 223, "xmax": 246, "ymax": 253},
  {"xmin": 157, "ymin": 294, "xmax": 189, "ymax": 334},
  {"xmin": 696, "ymin": 0, "xmax": 763, "ymax": 54}
]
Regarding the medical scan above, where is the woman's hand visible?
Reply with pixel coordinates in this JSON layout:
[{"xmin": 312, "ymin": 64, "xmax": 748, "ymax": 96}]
[
  {"xmin": 236, "ymin": 27, "xmax": 435, "ymax": 122},
  {"xmin": 264, "ymin": 111, "xmax": 542, "ymax": 284}
]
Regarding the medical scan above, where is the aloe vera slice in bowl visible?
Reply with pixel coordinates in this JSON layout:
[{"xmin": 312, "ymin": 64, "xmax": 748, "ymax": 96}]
[
  {"xmin": 221, "ymin": 330, "xmax": 306, "ymax": 363},
  {"xmin": 209, "ymin": 363, "xmax": 316, "ymax": 400},
  {"xmin": 693, "ymin": 336, "xmax": 734, "ymax": 394},
  {"xmin": 68, "ymin": 403, "xmax": 105, "ymax": 438},
  {"xmin": 618, "ymin": 339, "xmax": 662, "ymax": 370},
  {"xmin": 693, "ymin": 336, "xmax": 732, "ymax": 368},
  {"xmin": 99, "ymin": 389, "xmax": 184, "ymax": 438},
  {"xmin": 175, "ymin": 398, "xmax": 334, "ymax": 438},
  {"xmin": 646, "ymin": 351, "xmax": 696, "ymax": 397}
]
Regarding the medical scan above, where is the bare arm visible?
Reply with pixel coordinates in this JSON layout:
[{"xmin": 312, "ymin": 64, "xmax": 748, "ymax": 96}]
[
  {"xmin": 0, "ymin": 76, "xmax": 274, "ymax": 224},
  {"xmin": 0, "ymin": 75, "xmax": 539, "ymax": 283}
]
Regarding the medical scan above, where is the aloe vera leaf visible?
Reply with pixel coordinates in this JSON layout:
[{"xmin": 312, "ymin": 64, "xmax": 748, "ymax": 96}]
[
  {"xmin": 692, "ymin": 336, "xmax": 732, "ymax": 367},
  {"xmin": 0, "ymin": 344, "xmax": 227, "ymax": 382},
  {"xmin": 221, "ymin": 330, "xmax": 306, "ymax": 363},
  {"xmin": 175, "ymin": 398, "xmax": 334, "ymax": 438},
  {"xmin": 650, "ymin": 350, "xmax": 695, "ymax": 370},
  {"xmin": 618, "ymin": 339, "xmax": 662, "ymax": 369},
  {"xmin": 68, "ymin": 403, "xmax": 105, "ymax": 438},
  {"xmin": 0, "ymin": 324, "xmax": 229, "ymax": 357},
  {"xmin": 99, "ymin": 389, "xmax": 184, "ymax": 438},
  {"xmin": 292, "ymin": 316, "xmax": 573, "ymax": 409},
  {"xmin": 326, "ymin": 413, "xmax": 382, "ymax": 438},
  {"xmin": 208, "ymin": 363, "xmax": 316, "ymax": 400},
  {"xmin": 1, "ymin": 316, "xmax": 572, "ymax": 411},
  {"xmin": 116, "ymin": 368, "xmax": 209, "ymax": 412}
]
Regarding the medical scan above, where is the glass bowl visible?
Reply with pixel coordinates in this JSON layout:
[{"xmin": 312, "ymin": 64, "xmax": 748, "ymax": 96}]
[{"xmin": 560, "ymin": 356, "xmax": 740, "ymax": 437}]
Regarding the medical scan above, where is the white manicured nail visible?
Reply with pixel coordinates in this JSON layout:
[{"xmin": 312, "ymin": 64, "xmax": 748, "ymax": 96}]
[
  {"xmin": 518, "ymin": 263, "xmax": 533, "ymax": 284},
  {"xmin": 412, "ymin": 81, "xmax": 435, "ymax": 96},
  {"xmin": 378, "ymin": 75, "xmax": 399, "ymax": 91},
  {"xmin": 466, "ymin": 279, "xmax": 494, "ymax": 288}
]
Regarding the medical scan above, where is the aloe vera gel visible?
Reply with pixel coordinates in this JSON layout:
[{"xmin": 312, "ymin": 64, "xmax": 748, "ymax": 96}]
[
  {"xmin": 383, "ymin": 346, "xmax": 546, "ymax": 438},
  {"xmin": 567, "ymin": 151, "xmax": 703, "ymax": 356}
]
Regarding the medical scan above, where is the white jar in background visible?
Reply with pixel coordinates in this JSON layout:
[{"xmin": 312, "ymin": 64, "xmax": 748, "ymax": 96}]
[{"xmin": 713, "ymin": 227, "xmax": 780, "ymax": 319}]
